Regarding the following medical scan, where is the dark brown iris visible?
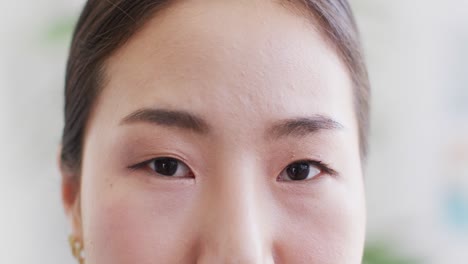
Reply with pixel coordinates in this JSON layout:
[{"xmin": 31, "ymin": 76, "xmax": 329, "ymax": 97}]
[
  {"xmin": 152, "ymin": 158, "xmax": 179, "ymax": 176},
  {"xmin": 286, "ymin": 162, "xmax": 310, "ymax": 180}
]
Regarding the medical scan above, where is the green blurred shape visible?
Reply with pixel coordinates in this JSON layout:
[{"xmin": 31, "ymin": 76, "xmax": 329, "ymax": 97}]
[
  {"xmin": 44, "ymin": 16, "xmax": 76, "ymax": 44},
  {"xmin": 362, "ymin": 242, "xmax": 422, "ymax": 264}
]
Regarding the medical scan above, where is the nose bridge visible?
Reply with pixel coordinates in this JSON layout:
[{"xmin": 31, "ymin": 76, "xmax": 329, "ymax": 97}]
[{"xmin": 197, "ymin": 157, "xmax": 274, "ymax": 263}]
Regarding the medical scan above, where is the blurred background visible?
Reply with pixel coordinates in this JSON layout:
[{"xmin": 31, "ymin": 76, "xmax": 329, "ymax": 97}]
[{"xmin": 0, "ymin": 0, "xmax": 467, "ymax": 263}]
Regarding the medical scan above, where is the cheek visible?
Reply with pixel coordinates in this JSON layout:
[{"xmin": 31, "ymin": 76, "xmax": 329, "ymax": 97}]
[
  {"xmin": 273, "ymin": 179, "xmax": 366, "ymax": 263},
  {"xmin": 80, "ymin": 125, "xmax": 200, "ymax": 263},
  {"xmin": 80, "ymin": 174, "xmax": 198, "ymax": 264}
]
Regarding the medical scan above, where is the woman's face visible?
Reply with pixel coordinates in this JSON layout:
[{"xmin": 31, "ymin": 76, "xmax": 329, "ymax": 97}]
[{"xmin": 63, "ymin": 0, "xmax": 366, "ymax": 263}]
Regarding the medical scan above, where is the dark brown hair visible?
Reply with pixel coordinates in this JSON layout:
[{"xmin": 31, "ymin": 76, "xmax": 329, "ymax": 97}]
[{"xmin": 61, "ymin": 0, "xmax": 370, "ymax": 178}]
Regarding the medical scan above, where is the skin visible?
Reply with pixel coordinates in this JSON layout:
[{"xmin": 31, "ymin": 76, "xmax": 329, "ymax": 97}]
[{"xmin": 61, "ymin": 0, "xmax": 366, "ymax": 263}]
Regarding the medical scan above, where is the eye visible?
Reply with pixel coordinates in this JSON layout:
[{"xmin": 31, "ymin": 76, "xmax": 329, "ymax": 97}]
[
  {"xmin": 132, "ymin": 157, "xmax": 194, "ymax": 178},
  {"xmin": 278, "ymin": 161, "xmax": 324, "ymax": 181}
]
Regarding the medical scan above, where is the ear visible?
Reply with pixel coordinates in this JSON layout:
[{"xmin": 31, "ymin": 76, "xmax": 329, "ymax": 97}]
[{"xmin": 57, "ymin": 145, "xmax": 83, "ymax": 241}]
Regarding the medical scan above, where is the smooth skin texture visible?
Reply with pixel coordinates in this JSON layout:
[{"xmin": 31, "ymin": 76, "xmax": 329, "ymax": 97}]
[{"xmin": 62, "ymin": 0, "xmax": 366, "ymax": 263}]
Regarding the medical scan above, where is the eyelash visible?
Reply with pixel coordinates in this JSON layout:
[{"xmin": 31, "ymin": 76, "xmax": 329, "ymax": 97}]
[
  {"xmin": 128, "ymin": 157, "xmax": 193, "ymax": 176},
  {"xmin": 301, "ymin": 160, "xmax": 337, "ymax": 176},
  {"xmin": 128, "ymin": 157, "xmax": 337, "ymax": 179}
]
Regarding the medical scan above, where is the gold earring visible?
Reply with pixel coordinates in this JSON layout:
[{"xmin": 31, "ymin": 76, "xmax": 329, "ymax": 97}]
[{"xmin": 68, "ymin": 235, "xmax": 85, "ymax": 264}]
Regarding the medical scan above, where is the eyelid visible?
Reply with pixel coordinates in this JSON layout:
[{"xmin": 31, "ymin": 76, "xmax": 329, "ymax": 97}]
[
  {"xmin": 127, "ymin": 152, "xmax": 190, "ymax": 169},
  {"xmin": 277, "ymin": 159, "xmax": 337, "ymax": 182},
  {"xmin": 128, "ymin": 156, "xmax": 195, "ymax": 178},
  {"xmin": 128, "ymin": 158, "xmax": 154, "ymax": 170},
  {"xmin": 153, "ymin": 158, "xmax": 192, "ymax": 177},
  {"xmin": 306, "ymin": 160, "xmax": 337, "ymax": 176}
]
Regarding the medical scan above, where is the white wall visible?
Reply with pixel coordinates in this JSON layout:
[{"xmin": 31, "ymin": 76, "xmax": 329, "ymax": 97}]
[{"xmin": 355, "ymin": 0, "xmax": 468, "ymax": 262}]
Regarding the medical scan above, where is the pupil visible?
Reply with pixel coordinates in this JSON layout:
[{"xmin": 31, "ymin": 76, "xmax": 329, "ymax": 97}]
[
  {"xmin": 154, "ymin": 158, "xmax": 178, "ymax": 176},
  {"xmin": 286, "ymin": 162, "xmax": 310, "ymax": 180}
]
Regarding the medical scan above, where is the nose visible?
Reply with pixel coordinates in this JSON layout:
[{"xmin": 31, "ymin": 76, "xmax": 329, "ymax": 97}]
[{"xmin": 195, "ymin": 162, "xmax": 275, "ymax": 264}]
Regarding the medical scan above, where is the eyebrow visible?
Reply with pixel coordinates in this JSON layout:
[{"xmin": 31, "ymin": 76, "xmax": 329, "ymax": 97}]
[
  {"xmin": 121, "ymin": 108, "xmax": 343, "ymax": 138},
  {"xmin": 120, "ymin": 108, "xmax": 210, "ymax": 134},
  {"xmin": 266, "ymin": 115, "xmax": 344, "ymax": 139}
]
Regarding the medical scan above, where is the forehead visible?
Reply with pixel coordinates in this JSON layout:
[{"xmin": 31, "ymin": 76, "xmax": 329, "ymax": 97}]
[{"xmin": 99, "ymin": 0, "xmax": 355, "ymax": 133}]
